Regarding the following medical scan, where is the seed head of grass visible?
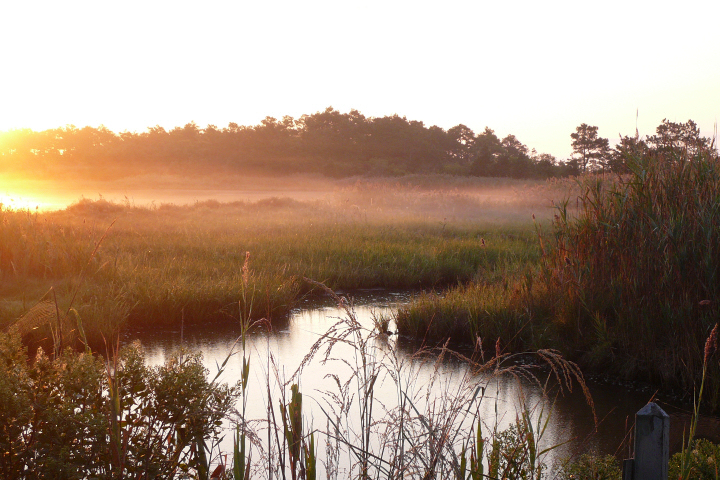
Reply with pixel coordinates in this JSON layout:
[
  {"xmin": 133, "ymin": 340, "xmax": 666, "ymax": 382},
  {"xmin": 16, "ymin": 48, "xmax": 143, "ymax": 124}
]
[{"xmin": 704, "ymin": 323, "xmax": 718, "ymax": 366}]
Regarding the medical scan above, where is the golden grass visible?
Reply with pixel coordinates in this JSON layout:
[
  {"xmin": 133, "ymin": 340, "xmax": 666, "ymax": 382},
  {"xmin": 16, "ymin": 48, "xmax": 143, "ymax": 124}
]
[{"xmin": 1, "ymin": 175, "xmax": 562, "ymax": 348}]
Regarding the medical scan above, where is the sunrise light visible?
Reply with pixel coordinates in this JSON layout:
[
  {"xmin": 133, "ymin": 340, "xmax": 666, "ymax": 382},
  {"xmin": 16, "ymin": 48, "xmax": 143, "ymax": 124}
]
[{"xmin": 1, "ymin": 0, "xmax": 718, "ymax": 160}]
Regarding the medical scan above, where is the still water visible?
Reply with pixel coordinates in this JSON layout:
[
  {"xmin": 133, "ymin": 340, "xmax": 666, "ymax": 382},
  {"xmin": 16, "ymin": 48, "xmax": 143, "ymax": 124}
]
[{"xmin": 126, "ymin": 291, "xmax": 719, "ymax": 477}]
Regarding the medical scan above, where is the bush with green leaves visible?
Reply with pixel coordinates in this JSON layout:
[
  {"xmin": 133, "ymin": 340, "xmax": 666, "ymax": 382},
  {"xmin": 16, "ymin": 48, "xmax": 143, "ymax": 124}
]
[
  {"xmin": 0, "ymin": 330, "xmax": 238, "ymax": 480},
  {"xmin": 557, "ymin": 454, "xmax": 621, "ymax": 480},
  {"xmin": 670, "ymin": 438, "xmax": 720, "ymax": 480}
]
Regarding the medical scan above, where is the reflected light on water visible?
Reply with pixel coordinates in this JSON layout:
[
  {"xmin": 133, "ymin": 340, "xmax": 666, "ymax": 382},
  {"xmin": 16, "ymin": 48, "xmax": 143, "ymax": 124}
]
[
  {"xmin": 126, "ymin": 294, "xmax": 720, "ymax": 476},
  {"xmin": 129, "ymin": 297, "xmax": 611, "ymax": 476}
]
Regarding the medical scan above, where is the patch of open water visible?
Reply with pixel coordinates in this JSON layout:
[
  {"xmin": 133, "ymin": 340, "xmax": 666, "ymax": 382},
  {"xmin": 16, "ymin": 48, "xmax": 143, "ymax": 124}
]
[{"xmin": 125, "ymin": 292, "xmax": 719, "ymax": 477}]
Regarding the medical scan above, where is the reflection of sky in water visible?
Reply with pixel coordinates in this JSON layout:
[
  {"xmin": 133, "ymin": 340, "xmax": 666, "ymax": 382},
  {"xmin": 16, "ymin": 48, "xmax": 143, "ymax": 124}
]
[
  {"xmin": 128, "ymin": 296, "xmax": 716, "ymax": 476},
  {"xmin": 0, "ymin": 187, "xmax": 333, "ymax": 212}
]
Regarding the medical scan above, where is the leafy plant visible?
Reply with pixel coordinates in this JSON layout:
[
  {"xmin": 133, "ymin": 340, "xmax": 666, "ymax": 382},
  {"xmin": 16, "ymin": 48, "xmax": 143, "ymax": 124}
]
[
  {"xmin": 557, "ymin": 454, "xmax": 621, "ymax": 480},
  {"xmin": 670, "ymin": 438, "xmax": 720, "ymax": 480},
  {"xmin": 0, "ymin": 329, "xmax": 238, "ymax": 479}
]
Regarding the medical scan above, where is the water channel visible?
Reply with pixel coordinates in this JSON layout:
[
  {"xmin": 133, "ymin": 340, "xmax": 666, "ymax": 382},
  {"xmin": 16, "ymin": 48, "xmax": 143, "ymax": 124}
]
[{"xmin": 126, "ymin": 291, "xmax": 720, "ymax": 478}]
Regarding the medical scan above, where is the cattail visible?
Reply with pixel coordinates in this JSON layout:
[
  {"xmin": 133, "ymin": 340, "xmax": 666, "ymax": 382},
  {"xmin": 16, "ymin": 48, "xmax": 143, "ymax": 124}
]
[
  {"xmin": 704, "ymin": 323, "xmax": 718, "ymax": 365},
  {"xmin": 495, "ymin": 337, "xmax": 502, "ymax": 359}
]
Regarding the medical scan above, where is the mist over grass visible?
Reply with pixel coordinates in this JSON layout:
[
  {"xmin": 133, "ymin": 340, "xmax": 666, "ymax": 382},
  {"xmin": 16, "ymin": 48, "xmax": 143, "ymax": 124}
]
[{"xmin": 0, "ymin": 175, "xmax": 567, "ymax": 348}]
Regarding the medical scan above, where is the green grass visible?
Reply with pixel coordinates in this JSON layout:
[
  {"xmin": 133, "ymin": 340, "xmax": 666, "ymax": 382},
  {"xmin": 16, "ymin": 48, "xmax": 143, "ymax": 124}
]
[
  {"xmin": 396, "ymin": 256, "xmax": 552, "ymax": 352},
  {"xmin": 0, "ymin": 179, "xmax": 552, "ymax": 346}
]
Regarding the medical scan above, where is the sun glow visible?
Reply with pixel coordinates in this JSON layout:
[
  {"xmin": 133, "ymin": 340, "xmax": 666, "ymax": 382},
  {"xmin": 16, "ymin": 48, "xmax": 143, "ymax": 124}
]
[
  {"xmin": 0, "ymin": 0, "xmax": 718, "ymax": 160},
  {"xmin": 0, "ymin": 192, "xmax": 45, "ymax": 212},
  {"xmin": 0, "ymin": 177, "xmax": 76, "ymax": 212}
]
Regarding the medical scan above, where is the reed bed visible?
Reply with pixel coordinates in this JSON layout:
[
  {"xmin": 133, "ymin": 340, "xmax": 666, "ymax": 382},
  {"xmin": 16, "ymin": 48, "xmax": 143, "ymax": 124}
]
[
  {"xmin": 399, "ymin": 146, "xmax": 720, "ymax": 406},
  {"xmin": 543, "ymin": 147, "xmax": 720, "ymax": 402}
]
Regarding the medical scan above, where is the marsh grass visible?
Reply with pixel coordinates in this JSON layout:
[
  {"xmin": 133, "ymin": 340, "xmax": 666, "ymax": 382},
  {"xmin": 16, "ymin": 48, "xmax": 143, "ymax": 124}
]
[
  {"xmin": 398, "ymin": 145, "xmax": 720, "ymax": 407},
  {"xmin": 1, "ymin": 182, "xmax": 544, "ymax": 345},
  {"xmin": 395, "ymin": 233, "xmax": 555, "ymax": 354},
  {"xmin": 542, "ymin": 146, "xmax": 720, "ymax": 399},
  {"xmin": 395, "ymin": 265, "xmax": 554, "ymax": 351}
]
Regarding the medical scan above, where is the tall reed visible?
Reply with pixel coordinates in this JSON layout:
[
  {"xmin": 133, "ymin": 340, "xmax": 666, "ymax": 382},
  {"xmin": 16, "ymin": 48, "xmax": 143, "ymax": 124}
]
[
  {"xmin": 542, "ymin": 145, "xmax": 720, "ymax": 398},
  {"xmin": 398, "ymin": 145, "xmax": 720, "ymax": 408}
]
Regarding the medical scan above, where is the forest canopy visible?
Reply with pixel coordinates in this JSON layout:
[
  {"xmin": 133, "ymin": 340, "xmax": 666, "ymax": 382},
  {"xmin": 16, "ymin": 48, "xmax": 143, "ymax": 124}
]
[{"xmin": 0, "ymin": 108, "xmax": 714, "ymax": 180}]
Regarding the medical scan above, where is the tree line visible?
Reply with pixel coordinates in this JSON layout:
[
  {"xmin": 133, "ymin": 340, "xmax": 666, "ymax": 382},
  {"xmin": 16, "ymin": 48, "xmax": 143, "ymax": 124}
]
[
  {"xmin": 0, "ymin": 107, "xmax": 715, "ymax": 180},
  {"xmin": 570, "ymin": 119, "xmax": 717, "ymax": 173}
]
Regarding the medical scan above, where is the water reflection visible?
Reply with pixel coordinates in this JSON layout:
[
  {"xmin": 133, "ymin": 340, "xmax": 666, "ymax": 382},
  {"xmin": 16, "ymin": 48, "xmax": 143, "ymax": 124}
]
[
  {"xmin": 0, "ymin": 185, "xmax": 335, "ymax": 212},
  {"xmin": 126, "ymin": 294, "xmax": 718, "ymax": 476}
]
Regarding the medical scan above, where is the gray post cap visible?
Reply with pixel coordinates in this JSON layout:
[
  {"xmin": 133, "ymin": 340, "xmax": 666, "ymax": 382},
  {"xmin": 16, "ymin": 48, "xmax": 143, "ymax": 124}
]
[{"xmin": 637, "ymin": 402, "xmax": 669, "ymax": 418}]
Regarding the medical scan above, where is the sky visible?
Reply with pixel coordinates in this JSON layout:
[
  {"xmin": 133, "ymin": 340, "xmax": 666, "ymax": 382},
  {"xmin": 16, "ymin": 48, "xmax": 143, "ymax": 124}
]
[{"xmin": 2, "ymin": 0, "xmax": 719, "ymax": 160}]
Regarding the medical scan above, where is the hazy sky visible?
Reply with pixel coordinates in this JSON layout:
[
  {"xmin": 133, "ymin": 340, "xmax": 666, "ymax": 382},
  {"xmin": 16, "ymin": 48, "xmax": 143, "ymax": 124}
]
[{"xmin": 2, "ymin": 0, "xmax": 719, "ymax": 160}]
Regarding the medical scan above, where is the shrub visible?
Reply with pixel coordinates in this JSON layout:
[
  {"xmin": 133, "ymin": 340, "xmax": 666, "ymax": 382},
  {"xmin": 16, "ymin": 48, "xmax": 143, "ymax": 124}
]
[
  {"xmin": 0, "ymin": 330, "xmax": 237, "ymax": 479},
  {"xmin": 670, "ymin": 438, "xmax": 720, "ymax": 480},
  {"xmin": 557, "ymin": 453, "xmax": 621, "ymax": 480}
]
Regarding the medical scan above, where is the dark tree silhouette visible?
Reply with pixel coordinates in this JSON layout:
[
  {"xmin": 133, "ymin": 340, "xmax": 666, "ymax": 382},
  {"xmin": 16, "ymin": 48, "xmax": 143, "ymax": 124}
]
[
  {"xmin": 570, "ymin": 124, "xmax": 610, "ymax": 172},
  {"xmin": 0, "ymin": 108, "xmax": 584, "ymax": 180},
  {"xmin": 646, "ymin": 119, "xmax": 713, "ymax": 159}
]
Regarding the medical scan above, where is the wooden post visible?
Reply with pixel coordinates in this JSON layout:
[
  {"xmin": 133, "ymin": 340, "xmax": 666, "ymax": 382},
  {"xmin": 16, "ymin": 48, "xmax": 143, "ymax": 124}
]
[{"xmin": 623, "ymin": 402, "xmax": 669, "ymax": 480}]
